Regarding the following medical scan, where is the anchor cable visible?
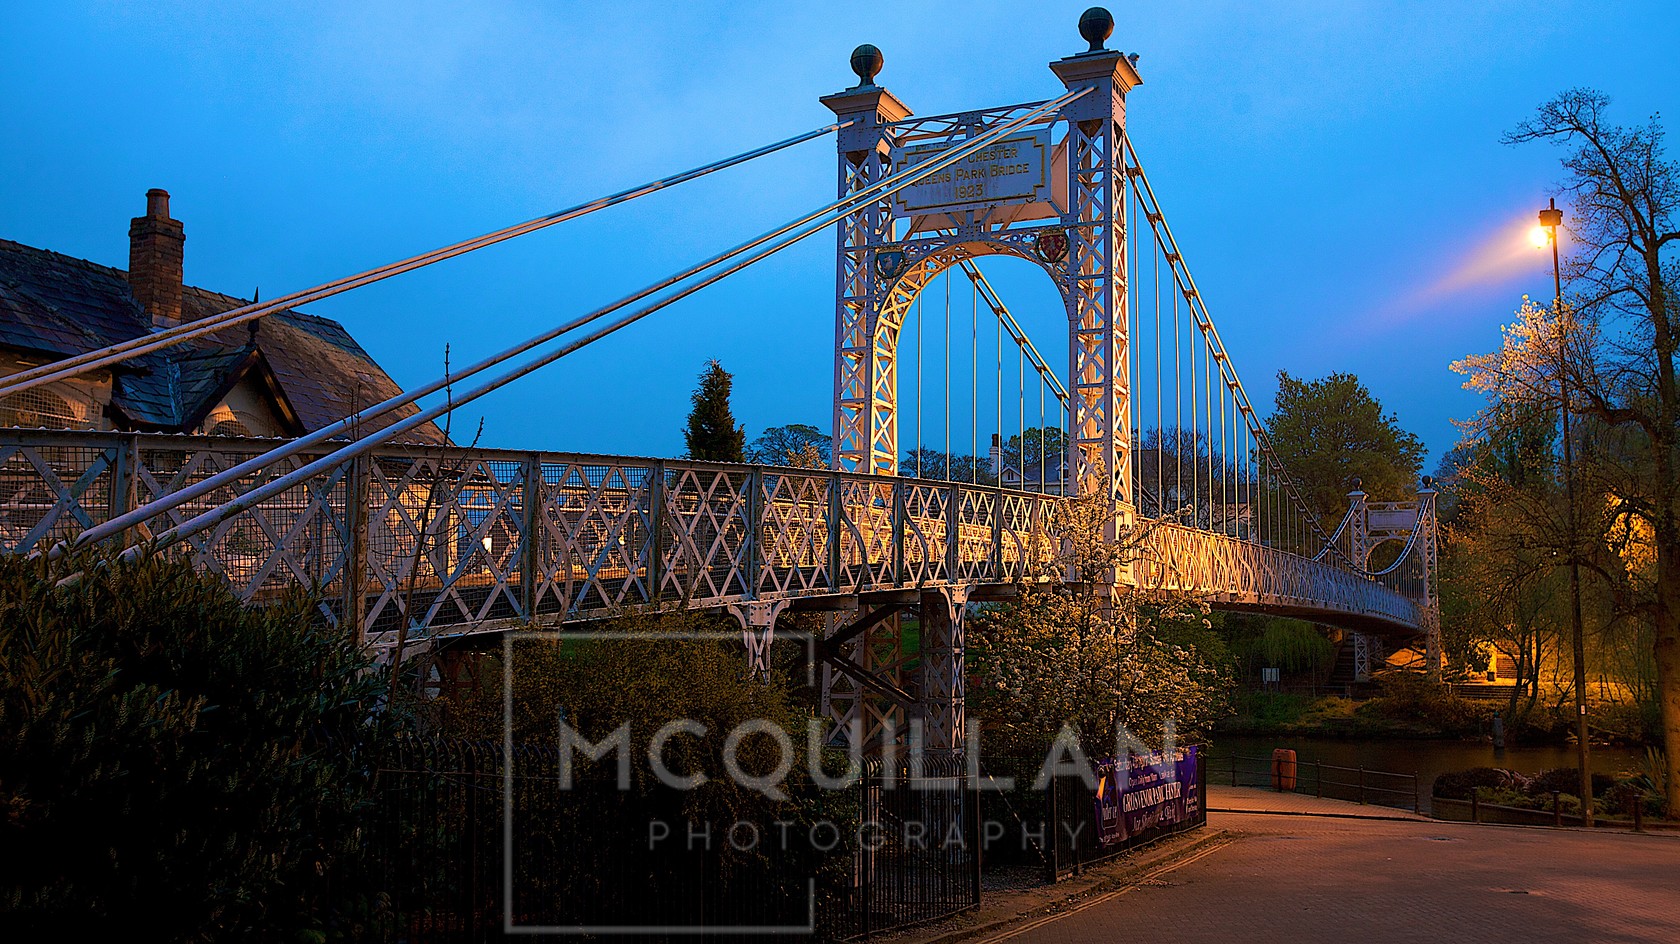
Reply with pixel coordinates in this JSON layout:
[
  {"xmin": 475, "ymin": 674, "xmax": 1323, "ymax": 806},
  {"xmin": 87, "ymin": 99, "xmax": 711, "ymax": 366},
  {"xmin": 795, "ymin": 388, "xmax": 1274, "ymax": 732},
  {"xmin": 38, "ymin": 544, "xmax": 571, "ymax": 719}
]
[{"xmin": 0, "ymin": 120, "xmax": 856, "ymax": 400}]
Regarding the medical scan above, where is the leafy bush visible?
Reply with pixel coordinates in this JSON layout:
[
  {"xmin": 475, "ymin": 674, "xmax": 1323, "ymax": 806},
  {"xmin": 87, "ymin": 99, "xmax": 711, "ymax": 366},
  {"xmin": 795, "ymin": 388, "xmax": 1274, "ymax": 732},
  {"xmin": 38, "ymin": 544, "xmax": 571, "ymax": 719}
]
[
  {"xmin": 1298, "ymin": 696, "xmax": 1359, "ymax": 726},
  {"xmin": 426, "ymin": 611, "xmax": 856, "ymax": 919},
  {"xmin": 1526, "ymin": 767, "xmax": 1615, "ymax": 799},
  {"xmin": 1433, "ymin": 767, "xmax": 1526, "ymax": 799},
  {"xmin": 1640, "ymin": 746, "xmax": 1669, "ymax": 800},
  {"xmin": 1595, "ymin": 700, "xmax": 1665, "ymax": 743},
  {"xmin": 1473, "ymin": 786, "xmax": 1588, "ymax": 816},
  {"xmin": 1229, "ymin": 692, "xmax": 1314, "ymax": 727},
  {"xmin": 1601, "ymin": 779, "xmax": 1667, "ymax": 819},
  {"xmin": 0, "ymin": 551, "xmax": 385, "ymax": 941},
  {"xmin": 1358, "ymin": 670, "xmax": 1495, "ymax": 736}
]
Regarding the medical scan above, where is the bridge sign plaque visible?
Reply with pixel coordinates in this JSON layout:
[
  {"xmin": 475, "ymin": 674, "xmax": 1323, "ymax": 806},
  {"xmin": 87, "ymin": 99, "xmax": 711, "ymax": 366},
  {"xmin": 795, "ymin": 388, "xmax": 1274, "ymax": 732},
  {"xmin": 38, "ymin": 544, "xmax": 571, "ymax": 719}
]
[{"xmin": 892, "ymin": 130, "xmax": 1050, "ymax": 216}]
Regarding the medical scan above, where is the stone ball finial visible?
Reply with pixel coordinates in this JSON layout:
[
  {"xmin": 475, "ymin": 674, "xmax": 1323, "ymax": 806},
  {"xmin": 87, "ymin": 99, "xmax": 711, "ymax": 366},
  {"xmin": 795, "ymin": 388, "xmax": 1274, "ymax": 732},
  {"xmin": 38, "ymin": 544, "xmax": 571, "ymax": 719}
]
[
  {"xmin": 850, "ymin": 44, "xmax": 883, "ymax": 87},
  {"xmin": 1421, "ymin": 475, "xmax": 1435, "ymax": 489},
  {"xmin": 1078, "ymin": 7, "xmax": 1114, "ymax": 52},
  {"xmin": 1349, "ymin": 476, "xmax": 1364, "ymax": 491}
]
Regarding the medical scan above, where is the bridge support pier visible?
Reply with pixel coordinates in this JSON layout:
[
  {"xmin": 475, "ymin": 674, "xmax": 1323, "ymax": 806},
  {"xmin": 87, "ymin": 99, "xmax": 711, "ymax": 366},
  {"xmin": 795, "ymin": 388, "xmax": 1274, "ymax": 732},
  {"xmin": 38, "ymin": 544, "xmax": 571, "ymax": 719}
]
[
  {"xmin": 819, "ymin": 605, "xmax": 914, "ymax": 755},
  {"xmin": 1416, "ymin": 479, "xmax": 1442, "ymax": 679},
  {"xmin": 917, "ymin": 587, "xmax": 970, "ymax": 756},
  {"xmin": 727, "ymin": 599, "xmax": 790, "ymax": 682},
  {"xmin": 1352, "ymin": 632, "xmax": 1375, "ymax": 684},
  {"xmin": 816, "ymin": 587, "xmax": 971, "ymax": 758}
]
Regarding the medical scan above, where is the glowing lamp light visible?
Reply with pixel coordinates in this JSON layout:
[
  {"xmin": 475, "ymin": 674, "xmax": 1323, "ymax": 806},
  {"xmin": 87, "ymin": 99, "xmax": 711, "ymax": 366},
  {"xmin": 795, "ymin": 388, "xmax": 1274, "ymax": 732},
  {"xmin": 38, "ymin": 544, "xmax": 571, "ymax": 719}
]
[
  {"xmin": 1528, "ymin": 224, "xmax": 1550, "ymax": 249},
  {"xmin": 482, "ymin": 536, "xmax": 494, "ymax": 554}
]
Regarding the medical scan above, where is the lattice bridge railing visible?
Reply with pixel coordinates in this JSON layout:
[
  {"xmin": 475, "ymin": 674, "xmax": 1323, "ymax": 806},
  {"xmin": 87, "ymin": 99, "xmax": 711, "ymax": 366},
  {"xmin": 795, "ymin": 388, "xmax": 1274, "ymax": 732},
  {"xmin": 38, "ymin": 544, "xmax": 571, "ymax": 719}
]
[{"xmin": 0, "ymin": 430, "xmax": 1422, "ymax": 646}]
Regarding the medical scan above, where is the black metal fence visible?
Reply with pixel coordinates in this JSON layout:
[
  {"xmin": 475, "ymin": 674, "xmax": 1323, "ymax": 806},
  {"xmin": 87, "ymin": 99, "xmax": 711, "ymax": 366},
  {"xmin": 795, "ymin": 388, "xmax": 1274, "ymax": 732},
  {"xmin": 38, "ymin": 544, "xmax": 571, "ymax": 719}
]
[
  {"xmin": 977, "ymin": 749, "xmax": 1209, "ymax": 883},
  {"xmin": 364, "ymin": 739, "xmax": 980, "ymax": 942},
  {"xmin": 1219, "ymin": 752, "xmax": 1421, "ymax": 813},
  {"xmin": 843, "ymin": 756, "xmax": 980, "ymax": 939},
  {"xmin": 1042, "ymin": 752, "xmax": 1208, "ymax": 880}
]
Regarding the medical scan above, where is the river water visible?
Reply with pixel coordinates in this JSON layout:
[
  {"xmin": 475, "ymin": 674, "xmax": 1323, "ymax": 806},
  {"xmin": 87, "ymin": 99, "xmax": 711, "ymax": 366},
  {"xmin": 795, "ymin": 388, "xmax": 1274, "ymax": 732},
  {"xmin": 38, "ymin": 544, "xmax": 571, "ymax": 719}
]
[{"xmin": 1206, "ymin": 735, "xmax": 1648, "ymax": 813}]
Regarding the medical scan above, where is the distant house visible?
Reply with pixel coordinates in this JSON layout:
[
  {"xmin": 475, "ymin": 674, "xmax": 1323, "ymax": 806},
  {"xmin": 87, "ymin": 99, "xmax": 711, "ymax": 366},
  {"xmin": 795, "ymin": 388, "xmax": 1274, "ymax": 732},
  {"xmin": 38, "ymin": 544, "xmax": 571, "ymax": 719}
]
[
  {"xmin": 0, "ymin": 189, "xmax": 444, "ymax": 443},
  {"xmin": 988, "ymin": 433, "xmax": 1070, "ymax": 495}
]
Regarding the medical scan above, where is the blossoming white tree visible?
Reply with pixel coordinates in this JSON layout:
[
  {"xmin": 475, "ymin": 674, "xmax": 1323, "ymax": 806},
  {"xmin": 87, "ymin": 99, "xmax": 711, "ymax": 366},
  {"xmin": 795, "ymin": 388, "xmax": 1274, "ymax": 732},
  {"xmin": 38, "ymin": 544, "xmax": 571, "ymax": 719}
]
[{"xmin": 967, "ymin": 487, "xmax": 1230, "ymax": 756}]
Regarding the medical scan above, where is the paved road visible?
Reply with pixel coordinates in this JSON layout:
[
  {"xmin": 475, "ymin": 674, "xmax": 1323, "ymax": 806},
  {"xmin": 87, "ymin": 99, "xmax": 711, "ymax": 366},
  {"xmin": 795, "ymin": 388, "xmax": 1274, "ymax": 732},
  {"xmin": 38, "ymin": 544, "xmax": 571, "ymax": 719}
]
[{"xmin": 988, "ymin": 812, "xmax": 1680, "ymax": 944}]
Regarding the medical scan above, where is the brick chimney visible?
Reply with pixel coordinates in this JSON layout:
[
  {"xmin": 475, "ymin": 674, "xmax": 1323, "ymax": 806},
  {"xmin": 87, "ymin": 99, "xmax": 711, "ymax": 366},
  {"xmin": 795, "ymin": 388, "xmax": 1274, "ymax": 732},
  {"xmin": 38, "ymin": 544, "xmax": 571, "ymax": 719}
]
[{"xmin": 128, "ymin": 188, "xmax": 184, "ymax": 328}]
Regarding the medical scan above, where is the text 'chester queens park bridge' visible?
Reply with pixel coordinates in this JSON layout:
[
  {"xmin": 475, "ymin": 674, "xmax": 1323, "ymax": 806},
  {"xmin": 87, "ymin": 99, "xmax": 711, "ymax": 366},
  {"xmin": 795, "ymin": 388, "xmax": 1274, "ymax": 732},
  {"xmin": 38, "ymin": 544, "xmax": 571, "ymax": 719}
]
[{"xmin": 0, "ymin": 10, "xmax": 1436, "ymax": 752}]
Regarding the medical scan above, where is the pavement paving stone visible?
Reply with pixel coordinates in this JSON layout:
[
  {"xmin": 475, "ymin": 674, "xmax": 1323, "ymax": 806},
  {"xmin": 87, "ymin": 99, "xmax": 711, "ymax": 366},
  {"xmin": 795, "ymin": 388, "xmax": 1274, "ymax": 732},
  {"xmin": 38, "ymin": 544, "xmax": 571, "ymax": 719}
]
[
  {"xmin": 1207, "ymin": 784, "xmax": 1430, "ymax": 820},
  {"xmin": 997, "ymin": 811, "xmax": 1680, "ymax": 944}
]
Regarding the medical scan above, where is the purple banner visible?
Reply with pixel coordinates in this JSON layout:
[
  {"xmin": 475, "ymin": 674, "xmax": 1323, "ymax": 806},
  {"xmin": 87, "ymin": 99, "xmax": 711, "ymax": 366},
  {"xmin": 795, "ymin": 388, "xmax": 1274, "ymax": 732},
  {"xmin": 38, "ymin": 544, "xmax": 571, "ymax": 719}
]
[{"xmin": 1093, "ymin": 746, "xmax": 1201, "ymax": 847}]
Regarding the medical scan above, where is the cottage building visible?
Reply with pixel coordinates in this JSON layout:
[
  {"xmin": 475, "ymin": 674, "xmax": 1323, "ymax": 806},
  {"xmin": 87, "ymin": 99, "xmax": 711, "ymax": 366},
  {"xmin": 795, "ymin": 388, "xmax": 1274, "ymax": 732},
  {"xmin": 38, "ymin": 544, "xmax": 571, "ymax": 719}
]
[{"xmin": 0, "ymin": 189, "xmax": 444, "ymax": 443}]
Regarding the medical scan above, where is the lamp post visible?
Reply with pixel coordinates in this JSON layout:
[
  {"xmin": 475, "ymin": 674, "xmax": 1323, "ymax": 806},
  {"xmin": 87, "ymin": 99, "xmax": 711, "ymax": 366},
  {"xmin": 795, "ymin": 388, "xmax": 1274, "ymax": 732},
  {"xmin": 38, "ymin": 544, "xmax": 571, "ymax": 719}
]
[{"xmin": 1538, "ymin": 197, "xmax": 1593, "ymax": 827}]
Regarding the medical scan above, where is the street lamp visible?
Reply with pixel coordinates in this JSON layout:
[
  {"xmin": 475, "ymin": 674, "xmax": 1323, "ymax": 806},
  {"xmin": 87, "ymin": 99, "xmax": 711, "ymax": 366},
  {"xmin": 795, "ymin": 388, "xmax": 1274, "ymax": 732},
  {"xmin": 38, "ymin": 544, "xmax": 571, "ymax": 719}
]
[{"xmin": 1538, "ymin": 196, "xmax": 1593, "ymax": 827}]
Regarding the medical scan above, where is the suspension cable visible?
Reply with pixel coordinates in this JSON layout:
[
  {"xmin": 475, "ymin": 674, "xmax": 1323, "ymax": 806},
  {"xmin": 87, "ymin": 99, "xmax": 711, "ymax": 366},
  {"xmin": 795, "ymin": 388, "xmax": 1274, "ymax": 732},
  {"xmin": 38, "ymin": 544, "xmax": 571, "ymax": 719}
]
[
  {"xmin": 1124, "ymin": 134, "xmax": 1348, "ymax": 562},
  {"xmin": 970, "ymin": 273, "xmax": 977, "ymax": 483},
  {"xmin": 955, "ymin": 261, "xmax": 1068, "ymax": 403},
  {"xmin": 0, "ymin": 121, "xmax": 855, "ymax": 400},
  {"xmin": 68, "ymin": 90, "xmax": 1089, "ymax": 555}
]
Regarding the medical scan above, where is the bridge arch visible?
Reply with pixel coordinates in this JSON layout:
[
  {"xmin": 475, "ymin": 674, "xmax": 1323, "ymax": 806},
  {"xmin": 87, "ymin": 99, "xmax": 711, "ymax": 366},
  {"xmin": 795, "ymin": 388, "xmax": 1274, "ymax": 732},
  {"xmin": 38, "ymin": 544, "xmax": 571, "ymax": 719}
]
[{"xmin": 869, "ymin": 239, "xmax": 1076, "ymax": 478}]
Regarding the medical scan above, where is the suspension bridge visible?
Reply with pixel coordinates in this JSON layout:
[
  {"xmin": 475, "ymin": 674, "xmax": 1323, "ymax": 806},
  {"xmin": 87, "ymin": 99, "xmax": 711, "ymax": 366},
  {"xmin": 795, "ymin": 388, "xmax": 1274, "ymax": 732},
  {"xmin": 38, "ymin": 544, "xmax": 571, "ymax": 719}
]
[{"xmin": 0, "ymin": 10, "xmax": 1437, "ymax": 753}]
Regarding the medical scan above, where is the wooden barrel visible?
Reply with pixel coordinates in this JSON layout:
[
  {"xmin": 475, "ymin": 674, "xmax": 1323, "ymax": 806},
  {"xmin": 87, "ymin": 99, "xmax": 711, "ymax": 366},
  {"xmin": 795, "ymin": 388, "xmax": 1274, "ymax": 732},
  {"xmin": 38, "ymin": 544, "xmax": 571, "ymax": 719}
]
[{"xmin": 1271, "ymin": 748, "xmax": 1298, "ymax": 792}]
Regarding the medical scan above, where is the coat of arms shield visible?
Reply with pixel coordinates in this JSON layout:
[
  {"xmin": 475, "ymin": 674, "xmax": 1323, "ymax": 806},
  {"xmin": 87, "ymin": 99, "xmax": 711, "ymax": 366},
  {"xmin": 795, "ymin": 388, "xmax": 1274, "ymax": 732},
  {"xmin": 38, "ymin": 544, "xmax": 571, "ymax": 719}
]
[
  {"xmin": 1034, "ymin": 230, "xmax": 1070, "ymax": 265},
  {"xmin": 873, "ymin": 249, "xmax": 907, "ymax": 281}
]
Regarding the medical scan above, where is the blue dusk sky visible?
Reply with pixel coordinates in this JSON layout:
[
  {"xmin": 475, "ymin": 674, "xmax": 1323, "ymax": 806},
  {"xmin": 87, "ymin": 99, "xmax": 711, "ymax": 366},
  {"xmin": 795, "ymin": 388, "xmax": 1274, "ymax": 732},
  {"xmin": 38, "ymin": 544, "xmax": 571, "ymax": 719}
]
[{"xmin": 3, "ymin": 2, "xmax": 1676, "ymax": 469}]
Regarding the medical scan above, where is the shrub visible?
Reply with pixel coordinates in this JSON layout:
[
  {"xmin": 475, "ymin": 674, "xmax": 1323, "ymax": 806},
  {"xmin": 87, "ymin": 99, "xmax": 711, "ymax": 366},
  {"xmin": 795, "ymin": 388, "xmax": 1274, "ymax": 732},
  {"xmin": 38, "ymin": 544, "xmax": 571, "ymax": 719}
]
[
  {"xmin": 1359, "ymin": 670, "xmax": 1494, "ymax": 736},
  {"xmin": 1601, "ymin": 779, "xmax": 1667, "ymax": 819},
  {"xmin": 1525, "ymin": 767, "xmax": 1615, "ymax": 799},
  {"xmin": 1433, "ymin": 767, "xmax": 1525, "ymax": 799},
  {"xmin": 0, "ymin": 551, "xmax": 385, "ymax": 941},
  {"xmin": 1229, "ymin": 692, "xmax": 1314, "ymax": 727},
  {"xmin": 1595, "ymin": 700, "xmax": 1665, "ymax": 743},
  {"xmin": 425, "ymin": 611, "xmax": 856, "ymax": 921},
  {"xmin": 1473, "ymin": 786, "xmax": 1589, "ymax": 816}
]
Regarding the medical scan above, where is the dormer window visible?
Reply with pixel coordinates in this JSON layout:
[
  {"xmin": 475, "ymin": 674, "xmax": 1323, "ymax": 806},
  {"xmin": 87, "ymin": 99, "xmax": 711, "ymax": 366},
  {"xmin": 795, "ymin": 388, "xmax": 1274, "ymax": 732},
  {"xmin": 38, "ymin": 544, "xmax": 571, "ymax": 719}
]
[{"xmin": 0, "ymin": 387, "xmax": 92, "ymax": 429}]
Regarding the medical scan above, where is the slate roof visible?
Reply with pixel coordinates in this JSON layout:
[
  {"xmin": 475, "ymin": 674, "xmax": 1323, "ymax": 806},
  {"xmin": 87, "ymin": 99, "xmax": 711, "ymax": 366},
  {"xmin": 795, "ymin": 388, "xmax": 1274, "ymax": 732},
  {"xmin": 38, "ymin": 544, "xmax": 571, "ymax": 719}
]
[{"xmin": 0, "ymin": 238, "xmax": 446, "ymax": 443}]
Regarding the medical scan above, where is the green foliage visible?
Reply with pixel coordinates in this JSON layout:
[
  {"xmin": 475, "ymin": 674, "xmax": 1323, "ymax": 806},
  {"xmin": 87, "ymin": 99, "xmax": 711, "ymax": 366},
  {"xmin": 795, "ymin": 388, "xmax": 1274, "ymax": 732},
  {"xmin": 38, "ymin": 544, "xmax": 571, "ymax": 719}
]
[
  {"xmin": 1355, "ymin": 670, "xmax": 1495, "ymax": 737},
  {"xmin": 684, "ymin": 359, "xmax": 746, "ymax": 462},
  {"xmin": 1257, "ymin": 621, "xmax": 1334, "ymax": 673},
  {"xmin": 965, "ymin": 492, "xmax": 1232, "ymax": 755},
  {"xmin": 1471, "ymin": 786, "xmax": 1590, "ymax": 817},
  {"xmin": 748, "ymin": 423, "xmax": 830, "ymax": 467},
  {"xmin": 1526, "ymin": 767, "xmax": 1614, "ymax": 798},
  {"xmin": 430, "ymin": 610, "xmax": 851, "ymax": 887},
  {"xmin": 1641, "ymin": 746, "xmax": 1669, "ymax": 799},
  {"xmin": 1225, "ymin": 692, "xmax": 1357, "ymax": 731},
  {"xmin": 1227, "ymin": 692, "xmax": 1312, "ymax": 727},
  {"xmin": 902, "ymin": 449, "xmax": 997, "ymax": 484},
  {"xmin": 1231, "ymin": 620, "xmax": 1335, "ymax": 677},
  {"xmin": 999, "ymin": 426, "xmax": 1066, "ymax": 477},
  {"xmin": 1265, "ymin": 370, "xmax": 1426, "ymax": 523},
  {"xmin": 1602, "ymin": 777, "xmax": 1668, "ymax": 819},
  {"xmin": 0, "ymin": 551, "xmax": 386, "ymax": 941},
  {"xmin": 1150, "ymin": 607, "xmax": 1235, "ymax": 674},
  {"xmin": 1432, "ymin": 767, "xmax": 1521, "ymax": 799}
]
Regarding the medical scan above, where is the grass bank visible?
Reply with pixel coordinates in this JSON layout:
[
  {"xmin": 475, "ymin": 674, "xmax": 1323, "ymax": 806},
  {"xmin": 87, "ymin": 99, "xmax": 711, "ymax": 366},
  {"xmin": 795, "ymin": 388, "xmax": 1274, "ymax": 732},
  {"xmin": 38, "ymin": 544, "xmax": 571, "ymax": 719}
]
[{"xmin": 1218, "ymin": 686, "xmax": 1495, "ymax": 740}]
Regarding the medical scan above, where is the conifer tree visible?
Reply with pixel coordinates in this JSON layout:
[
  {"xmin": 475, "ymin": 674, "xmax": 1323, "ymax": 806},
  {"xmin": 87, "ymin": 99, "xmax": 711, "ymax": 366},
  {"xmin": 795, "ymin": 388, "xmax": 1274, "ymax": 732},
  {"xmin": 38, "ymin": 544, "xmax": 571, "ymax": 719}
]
[{"xmin": 684, "ymin": 359, "xmax": 746, "ymax": 461}]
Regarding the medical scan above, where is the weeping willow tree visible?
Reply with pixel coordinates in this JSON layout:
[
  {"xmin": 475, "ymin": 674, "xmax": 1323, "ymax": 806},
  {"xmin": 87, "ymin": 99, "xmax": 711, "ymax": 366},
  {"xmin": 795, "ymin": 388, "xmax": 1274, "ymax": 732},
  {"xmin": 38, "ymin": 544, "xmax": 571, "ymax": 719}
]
[{"xmin": 1228, "ymin": 619, "xmax": 1336, "ymax": 681}]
